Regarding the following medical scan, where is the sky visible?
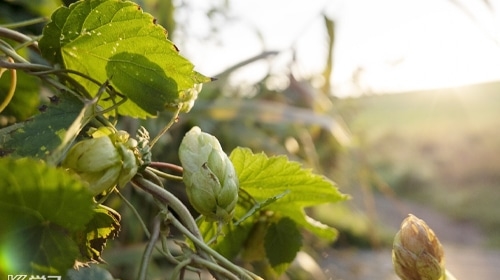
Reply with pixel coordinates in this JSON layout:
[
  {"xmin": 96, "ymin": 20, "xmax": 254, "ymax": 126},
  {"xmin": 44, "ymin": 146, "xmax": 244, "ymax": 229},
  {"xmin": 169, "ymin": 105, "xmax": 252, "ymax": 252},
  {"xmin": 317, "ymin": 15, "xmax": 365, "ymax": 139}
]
[{"xmin": 177, "ymin": 0, "xmax": 500, "ymax": 97}]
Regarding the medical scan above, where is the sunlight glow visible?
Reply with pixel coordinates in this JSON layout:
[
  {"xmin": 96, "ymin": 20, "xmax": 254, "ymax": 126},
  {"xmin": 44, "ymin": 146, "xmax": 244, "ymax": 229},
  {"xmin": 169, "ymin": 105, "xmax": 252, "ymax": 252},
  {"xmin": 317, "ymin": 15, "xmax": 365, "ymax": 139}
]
[
  {"xmin": 180, "ymin": 0, "xmax": 500, "ymax": 97},
  {"xmin": 331, "ymin": 0, "xmax": 500, "ymax": 96},
  {"xmin": 1, "ymin": 242, "xmax": 22, "ymax": 274}
]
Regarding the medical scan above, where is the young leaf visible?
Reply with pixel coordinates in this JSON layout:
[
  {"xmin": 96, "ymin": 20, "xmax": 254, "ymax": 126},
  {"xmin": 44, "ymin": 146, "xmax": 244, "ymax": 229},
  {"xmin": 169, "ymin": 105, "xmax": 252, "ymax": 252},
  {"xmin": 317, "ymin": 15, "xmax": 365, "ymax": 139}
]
[
  {"xmin": 39, "ymin": 0, "xmax": 210, "ymax": 118},
  {"xmin": 264, "ymin": 217, "xmax": 302, "ymax": 273},
  {"xmin": 229, "ymin": 147, "xmax": 349, "ymax": 240},
  {"xmin": 0, "ymin": 157, "xmax": 95, "ymax": 275}
]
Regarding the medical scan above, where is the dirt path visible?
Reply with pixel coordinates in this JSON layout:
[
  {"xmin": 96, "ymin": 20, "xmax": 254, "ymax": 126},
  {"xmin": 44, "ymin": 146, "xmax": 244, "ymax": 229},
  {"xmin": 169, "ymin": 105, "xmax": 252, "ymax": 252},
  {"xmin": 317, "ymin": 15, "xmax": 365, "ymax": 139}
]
[{"xmin": 319, "ymin": 194, "xmax": 500, "ymax": 279}]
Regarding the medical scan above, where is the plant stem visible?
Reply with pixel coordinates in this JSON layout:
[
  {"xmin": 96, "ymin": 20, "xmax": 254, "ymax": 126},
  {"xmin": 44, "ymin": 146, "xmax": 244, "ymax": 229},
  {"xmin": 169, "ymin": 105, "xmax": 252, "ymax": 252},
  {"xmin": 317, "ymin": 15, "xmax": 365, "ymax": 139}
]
[
  {"xmin": 0, "ymin": 41, "xmax": 30, "ymax": 63},
  {"xmin": 115, "ymin": 189, "xmax": 151, "ymax": 238},
  {"xmin": 0, "ymin": 17, "xmax": 48, "ymax": 29},
  {"xmin": 142, "ymin": 167, "xmax": 164, "ymax": 188},
  {"xmin": 132, "ymin": 176, "xmax": 230, "ymax": 279},
  {"xmin": 138, "ymin": 216, "xmax": 161, "ymax": 280},
  {"xmin": 149, "ymin": 106, "xmax": 181, "ymax": 148},
  {"xmin": 190, "ymin": 254, "xmax": 240, "ymax": 280},
  {"xmin": 147, "ymin": 166, "xmax": 183, "ymax": 181},
  {"xmin": 132, "ymin": 176, "xmax": 202, "ymax": 241},
  {"xmin": 168, "ymin": 214, "xmax": 262, "ymax": 280},
  {"xmin": 0, "ymin": 27, "xmax": 40, "ymax": 53},
  {"xmin": 119, "ymin": 179, "xmax": 200, "ymax": 273},
  {"xmin": 170, "ymin": 257, "xmax": 192, "ymax": 280},
  {"xmin": 0, "ymin": 57, "xmax": 16, "ymax": 113},
  {"xmin": 149, "ymin": 161, "xmax": 184, "ymax": 174}
]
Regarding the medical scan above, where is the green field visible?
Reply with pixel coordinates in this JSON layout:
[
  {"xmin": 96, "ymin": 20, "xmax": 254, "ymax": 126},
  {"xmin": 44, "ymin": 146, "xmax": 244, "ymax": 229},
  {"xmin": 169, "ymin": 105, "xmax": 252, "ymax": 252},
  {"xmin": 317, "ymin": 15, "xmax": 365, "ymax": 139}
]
[{"xmin": 337, "ymin": 81, "xmax": 500, "ymax": 246}]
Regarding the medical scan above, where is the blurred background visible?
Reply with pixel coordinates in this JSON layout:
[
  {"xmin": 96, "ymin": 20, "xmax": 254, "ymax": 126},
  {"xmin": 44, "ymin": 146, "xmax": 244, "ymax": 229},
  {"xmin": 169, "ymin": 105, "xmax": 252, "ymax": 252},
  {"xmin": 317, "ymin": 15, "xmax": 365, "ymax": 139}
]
[
  {"xmin": 3, "ymin": 0, "xmax": 500, "ymax": 279},
  {"xmin": 158, "ymin": 1, "xmax": 500, "ymax": 278}
]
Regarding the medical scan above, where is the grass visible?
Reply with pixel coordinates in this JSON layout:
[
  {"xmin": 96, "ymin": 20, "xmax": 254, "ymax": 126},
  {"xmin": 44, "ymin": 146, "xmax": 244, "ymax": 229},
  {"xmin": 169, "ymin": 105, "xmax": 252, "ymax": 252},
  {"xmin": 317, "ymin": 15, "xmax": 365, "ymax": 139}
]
[{"xmin": 336, "ymin": 80, "xmax": 500, "ymax": 247}]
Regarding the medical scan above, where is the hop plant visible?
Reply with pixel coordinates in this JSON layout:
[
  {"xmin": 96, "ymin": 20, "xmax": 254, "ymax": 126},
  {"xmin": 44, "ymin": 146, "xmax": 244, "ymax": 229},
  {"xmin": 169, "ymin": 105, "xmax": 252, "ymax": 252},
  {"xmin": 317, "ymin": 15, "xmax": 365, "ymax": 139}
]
[
  {"xmin": 166, "ymin": 83, "xmax": 203, "ymax": 113},
  {"xmin": 178, "ymin": 126, "xmax": 239, "ymax": 222},
  {"xmin": 392, "ymin": 214, "xmax": 445, "ymax": 280},
  {"xmin": 62, "ymin": 127, "xmax": 140, "ymax": 195}
]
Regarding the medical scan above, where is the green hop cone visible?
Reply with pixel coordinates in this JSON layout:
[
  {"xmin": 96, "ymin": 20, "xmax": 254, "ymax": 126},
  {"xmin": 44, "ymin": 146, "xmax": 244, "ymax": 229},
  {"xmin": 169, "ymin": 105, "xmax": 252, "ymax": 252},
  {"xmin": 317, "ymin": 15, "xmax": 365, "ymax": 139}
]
[
  {"xmin": 63, "ymin": 127, "xmax": 140, "ymax": 195},
  {"xmin": 392, "ymin": 214, "xmax": 445, "ymax": 280},
  {"xmin": 166, "ymin": 83, "xmax": 203, "ymax": 113},
  {"xmin": 179, "ymin": 126, "xmax": 239, "ymax": 222}
]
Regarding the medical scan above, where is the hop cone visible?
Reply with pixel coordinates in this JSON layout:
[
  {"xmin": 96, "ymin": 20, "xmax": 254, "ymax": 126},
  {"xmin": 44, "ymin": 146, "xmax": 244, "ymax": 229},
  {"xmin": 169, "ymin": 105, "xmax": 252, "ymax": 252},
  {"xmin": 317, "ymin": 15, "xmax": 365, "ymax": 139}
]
[
  {"xmin": 179, "ymin": 126, "xmax": 239, "ymax": 222},
  {"xmin": 62, "ymin": 127, "xmax": 140, "ymax": 195},
  {"xmin": 392, "ymin": 214, "xmax": 445, "ymax": 280}
]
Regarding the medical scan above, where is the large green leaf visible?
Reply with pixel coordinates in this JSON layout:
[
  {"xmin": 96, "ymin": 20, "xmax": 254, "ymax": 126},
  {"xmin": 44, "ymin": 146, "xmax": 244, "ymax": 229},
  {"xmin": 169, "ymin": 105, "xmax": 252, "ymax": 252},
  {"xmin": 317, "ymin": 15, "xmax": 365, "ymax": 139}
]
[
  {"xmin": 0, "ymin": 157, "xmax": 95, "ymax": 276},
  {"xmin": 39, "ymin": 0, "xmax": 210, "ymax": 118},
  {"xmin": 229, "ymin": 147, "xmax": 348, "ymax": 239}
]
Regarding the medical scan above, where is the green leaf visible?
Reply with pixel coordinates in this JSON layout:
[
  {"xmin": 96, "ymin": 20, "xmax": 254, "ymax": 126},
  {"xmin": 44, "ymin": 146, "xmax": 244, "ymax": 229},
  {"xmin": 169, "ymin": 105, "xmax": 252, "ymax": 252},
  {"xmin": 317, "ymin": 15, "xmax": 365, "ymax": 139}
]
[
  {"xmin": 0, "ymin": 157, "xmax": 95, "ymax": 275},
  {"xmin": 240, "ymin": 220, "xmax": 268, "ymax": 262},
  {"xmin": 234, "ymin": 190, "xmax": 290, "ymax": 225},
  {"xmin": 39, "ymin": 0, "xmax": 210, "ymax": 118},
  {"xmin": 197, "ymin": 184, "xmax": 289, "ymax": 259},
  {"xmin": 264, "ymin": 217, "xmax": 302, "ymax": 272},
  {"xmin": 198, "ymin": 220, "xmax": 254, "ymax": 260},
  {"xmin": 229, "ymin": 147, "xmax": 348, "ymax": 240},
  {"xmin": 74, "ymin": 205, "xmax": 121, "ymax": 264},
  {"xmin": 67, "ymin": 265, "xmax": 115, "ymax": 280},
  {"xmin": 1, "ymin": 92, "xmax": 95, "ymax": 164}
]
